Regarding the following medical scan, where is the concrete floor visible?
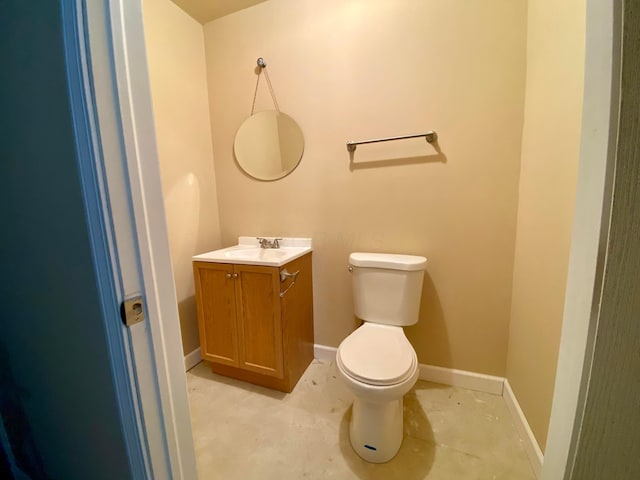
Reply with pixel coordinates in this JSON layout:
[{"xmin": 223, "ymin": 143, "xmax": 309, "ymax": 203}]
[{"xmin": 187, "ymin": 360, "xmax": 535, "ymax": 479}]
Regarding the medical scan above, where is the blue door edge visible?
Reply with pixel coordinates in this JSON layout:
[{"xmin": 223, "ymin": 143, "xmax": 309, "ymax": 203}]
[{"xmin": 60, "ymin": 1, "xmax": 150, "ymax": 478}]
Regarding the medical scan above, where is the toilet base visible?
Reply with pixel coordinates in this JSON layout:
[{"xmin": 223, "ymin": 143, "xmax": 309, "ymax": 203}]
[{"xmin": 349, "ymin": 397, "xmax": 404, "ymax": 463}]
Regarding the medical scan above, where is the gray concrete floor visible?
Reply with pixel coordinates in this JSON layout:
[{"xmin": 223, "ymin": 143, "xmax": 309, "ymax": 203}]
[{"xmin": 187, "ymin": 360, "xmax": 535, "ymax": 479}]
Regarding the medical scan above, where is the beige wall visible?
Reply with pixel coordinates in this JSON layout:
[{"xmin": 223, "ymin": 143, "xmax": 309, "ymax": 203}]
[
  {"xmin": 506, "ymin": 0, "xmax": 585, "ymax": 450},
  {"xmin": 203, "ymin": 0, "xmax": 527, "ymax": 376},
  {"xmin": 143, "ymin": 0, "xmax": 222, "ymax": 355}
]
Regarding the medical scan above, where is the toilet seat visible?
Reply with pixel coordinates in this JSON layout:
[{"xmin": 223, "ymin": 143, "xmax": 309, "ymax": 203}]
[{"xmin": 337, "ymin": 323, "xmax": 417, "ymax": 386}]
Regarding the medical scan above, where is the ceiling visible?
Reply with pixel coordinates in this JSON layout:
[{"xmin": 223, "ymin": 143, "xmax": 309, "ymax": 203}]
[{"xmin": 170, "ymin": 0, "xmax": 268, "ymax": 24}]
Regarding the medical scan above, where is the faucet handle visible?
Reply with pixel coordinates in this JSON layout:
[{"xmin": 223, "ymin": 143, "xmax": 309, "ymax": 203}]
[{"xmin": 256, "ymin": 237, "xmax": 283, "ymax": 248}]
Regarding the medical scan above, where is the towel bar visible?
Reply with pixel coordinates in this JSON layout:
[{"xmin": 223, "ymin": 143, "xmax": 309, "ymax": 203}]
[{"xmin": 346, "ymin": 131, "xmax": 437, "ymax": 152}]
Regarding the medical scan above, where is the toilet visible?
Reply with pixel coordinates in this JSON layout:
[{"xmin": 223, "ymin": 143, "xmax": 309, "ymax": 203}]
[{"xmin": 337, "ymin": 252, "xmax": 427, "ymax": 463}]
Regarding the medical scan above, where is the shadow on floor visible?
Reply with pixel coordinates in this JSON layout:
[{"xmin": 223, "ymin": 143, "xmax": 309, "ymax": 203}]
[
  {"xmin": 188, "ymin": 361, "xmax": 287, "ymax": 401},
  {"xmin": 339, "ymin": 390, "xmax": 436, "ymax": 479}
]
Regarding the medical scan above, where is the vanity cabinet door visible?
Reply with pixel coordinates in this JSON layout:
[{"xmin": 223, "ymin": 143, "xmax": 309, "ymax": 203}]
[
  {"xmin": 193, "ymin": 262, "xmax": 239, "ymax": 367},
  {"xmin": 234, "ymin": 264, "xmax": 284, "ymax": 379},
  {"xmin": 193, "ymin": 253, "xmax": 313, "ymax": 392}
]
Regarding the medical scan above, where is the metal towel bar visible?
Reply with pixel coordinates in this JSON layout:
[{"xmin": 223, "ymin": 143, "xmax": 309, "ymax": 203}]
[{"xmin": 346, "ymin": 130, "xmax": 438, "ymax": 152}]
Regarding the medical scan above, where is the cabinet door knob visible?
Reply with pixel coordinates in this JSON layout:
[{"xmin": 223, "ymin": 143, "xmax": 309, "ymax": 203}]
[
  {"xmin": 226, "ymin": 273, "xmax": 232, "ymax": 279},
  {"xmin": 233, "ymin": 273, "xmax": 239, "ymax": 279}
]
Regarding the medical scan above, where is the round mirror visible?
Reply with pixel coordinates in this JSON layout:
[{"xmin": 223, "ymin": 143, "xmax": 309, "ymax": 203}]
[{"xmin": 234, "ymin": 110, "xmax": 305, "ymax": 181}]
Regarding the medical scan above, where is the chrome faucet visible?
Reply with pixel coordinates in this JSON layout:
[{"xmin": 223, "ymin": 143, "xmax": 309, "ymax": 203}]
[{"xmin": 257, "ymin": 237, "xmax": 282, "ymax": 249}]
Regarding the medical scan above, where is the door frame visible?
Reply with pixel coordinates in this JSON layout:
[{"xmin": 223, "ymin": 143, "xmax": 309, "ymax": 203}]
[
  {"xmin": 62, "ymin": 0, "xmax": 197, "ymax": 478},
  {"xmin": 60, "ymin": 2, "xmax": 151, "ymax": 477},
  {"xmin": 541, "ymin": 0, "xmax": 622, "ymax": 478},
  {"xmin": 67, "ymin": 0, "xmax": 623, "ymax": 478}
]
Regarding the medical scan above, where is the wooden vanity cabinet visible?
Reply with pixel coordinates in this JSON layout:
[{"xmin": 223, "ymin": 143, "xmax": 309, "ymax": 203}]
[{"xmin": 193, "ymin": 253, "xmax": 314, "ymax": 393}]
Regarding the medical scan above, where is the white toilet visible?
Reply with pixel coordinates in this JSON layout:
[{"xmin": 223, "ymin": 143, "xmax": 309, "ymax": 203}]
[{"xmin": 337, "ymin": 252, "xmax": 427, "ymax": 463}]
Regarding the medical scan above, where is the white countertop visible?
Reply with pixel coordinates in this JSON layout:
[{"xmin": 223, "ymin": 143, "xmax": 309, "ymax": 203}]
[{"xmin": 192, "ymin": 237, "xmax": 312, "ymax": 267}]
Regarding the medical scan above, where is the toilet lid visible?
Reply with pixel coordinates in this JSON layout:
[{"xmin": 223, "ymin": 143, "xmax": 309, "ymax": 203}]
[{"xmin": 338, "ymin": 323, "xmax": 416, "ymax": 386}]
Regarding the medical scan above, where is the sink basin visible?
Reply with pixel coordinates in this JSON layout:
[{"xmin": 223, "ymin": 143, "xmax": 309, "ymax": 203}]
[
  {"xmin": 224, "ymin": 248, "xmax": 288, "ymax": 260},
  {"xmin": 193, "ymin": 237, "xmax": 312, "ymax": 267}
]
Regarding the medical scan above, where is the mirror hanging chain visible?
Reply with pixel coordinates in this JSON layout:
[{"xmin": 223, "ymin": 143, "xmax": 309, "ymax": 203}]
[{"xmin": 251, "ymin": 57, "xmax": 280, "ymax": 115}]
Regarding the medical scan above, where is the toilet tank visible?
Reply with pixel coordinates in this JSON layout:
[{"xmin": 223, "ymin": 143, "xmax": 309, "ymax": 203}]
[{"xmin": 349, "ymin": 252, "xmax": 427, "ymax": 326}]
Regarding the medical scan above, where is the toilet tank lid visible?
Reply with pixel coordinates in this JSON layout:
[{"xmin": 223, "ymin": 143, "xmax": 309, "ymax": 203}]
[{"xmin": 349, "ymin": 252, "xmax": 427, "ymax": 271}]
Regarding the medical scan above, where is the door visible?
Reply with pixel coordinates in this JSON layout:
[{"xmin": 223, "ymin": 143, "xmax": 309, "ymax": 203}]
[
  {"xmin": 235, "ymin": 265, "xmax": 284, "ymax": 378},
  {"xmin": 194, "ymin": 262, "xmax": 239, "ymax": 366},
  {"xmin": 66, "ymin": 0, "xmax": 198, "ymax": 478}
]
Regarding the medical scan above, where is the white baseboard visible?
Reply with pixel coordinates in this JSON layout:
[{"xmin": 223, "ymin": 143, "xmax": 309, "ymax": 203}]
[
  {"xmin": 314, "ymin": 343, "xmax": 337, "ymax": 362},
  {"xmin": 503, "ymin": 379, "xmax": 543, "ymax": 477},
  {"xmin": 313, "ymin": 343, "xmax": 503, "ymax": 395},
  {"xmin": 184, "ymin": 347, "xmax": 202, "ymax": 371},
  {"xmin": 314, "ymin": 342, "xmax": 542, "ymax": 476},
  {"xmin": 418, "ymin": 364, "xmax": 504, "ymax": 395}
]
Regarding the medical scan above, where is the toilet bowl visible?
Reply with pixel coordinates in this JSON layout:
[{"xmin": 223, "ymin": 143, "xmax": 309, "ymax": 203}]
[
  {"xmin": 337, "ymin": 252, "xmax": 427, "ymax": 463},
  {"xmin": 337, "ymin": 323, "xmax": 419, "ymax": 463}
]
